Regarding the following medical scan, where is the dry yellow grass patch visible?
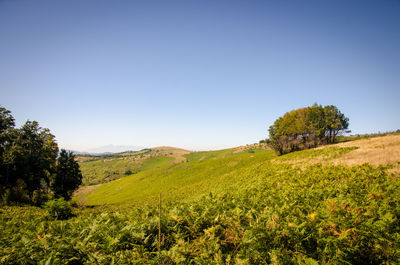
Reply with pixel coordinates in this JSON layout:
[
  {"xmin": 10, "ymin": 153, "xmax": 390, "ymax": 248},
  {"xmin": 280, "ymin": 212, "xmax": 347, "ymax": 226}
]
[
  {"xmin": 146, "ymin": 146, "xmax": 190, "ymax": 163},
  {"xmin": 273, "ymin": 134, "xmax": 400, "ymax": 169},
  {"xmin": 227, "ymin": 161, "xmax": 239, "ymax": 167},
  {"xmin": 327, "ymin": 134, "xmax": 400, "ymax": 166},
  {"xmin": 72, "ymin": 184, "xmax": 100, "ymax": 205}
]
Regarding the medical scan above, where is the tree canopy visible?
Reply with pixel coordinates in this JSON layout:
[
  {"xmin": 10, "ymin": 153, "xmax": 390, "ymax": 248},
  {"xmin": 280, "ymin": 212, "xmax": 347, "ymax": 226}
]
[
  {"xmin": 0, "ymin": 106, "xmax": 82, "ymax": 204},
  {"xmin": 51, "ymin": 149, "xmax": 82, "ymax": 200},
  {"xmin": 268, "ymin": 104, "xmax": 349, "ymax": 155}
]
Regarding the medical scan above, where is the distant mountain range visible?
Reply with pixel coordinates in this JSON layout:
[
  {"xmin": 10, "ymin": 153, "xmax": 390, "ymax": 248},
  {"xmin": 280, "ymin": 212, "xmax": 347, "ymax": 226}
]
[{"xmin": 68, "ymin": 145, "xmax": 146, "ymax": 155}]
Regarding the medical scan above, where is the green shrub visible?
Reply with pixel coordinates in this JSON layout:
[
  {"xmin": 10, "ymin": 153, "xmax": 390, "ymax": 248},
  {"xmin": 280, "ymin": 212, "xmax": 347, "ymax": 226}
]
[
  {"xmin": 124, "ymin": 169, "xmax": 132, "ymax": 175},
  {"xmin": 1, "ymin": 188, "xmax": 11, "ymax": 205},
  {"xmin": 1, "ymin": 179, "xmax": 31, "ymax": 205},
  {"xmin": 32, "ymin": 190, "xmax": 51, "ymax": 206},
  {"xmin": 13, "ymin": 179, "xmax": 31, "ymax": 203},
  {"xmin": 44, "ymin": 198, "xmax": 73, "ymax": 220}
]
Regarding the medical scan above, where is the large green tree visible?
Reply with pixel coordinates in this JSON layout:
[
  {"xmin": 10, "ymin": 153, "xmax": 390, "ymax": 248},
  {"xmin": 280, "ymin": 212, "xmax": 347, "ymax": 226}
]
[
  {"xmin": 268, "ymin": 104, "xmax": 349, "ymax": 155},
  {"xmin": 323, "ymin": 105, "xmax": 349, "ymax": 143},
  {"xmin": 51, "ymin": 149, "xmax": 82, "ymax": 200},
  {"xmin": 2, "ymin": 120, "xmax": 59, "ymax": 194},
  {"xmin": 0, "ymin": 107, "xmax": 16, "ymax": 189},
  {"xmin": 0, "ymin": 106, "xmax": 84, "ymax": 204},
  {"xmin": 0, "ymin": 107, "xmax": 15, "ymax": 132}
]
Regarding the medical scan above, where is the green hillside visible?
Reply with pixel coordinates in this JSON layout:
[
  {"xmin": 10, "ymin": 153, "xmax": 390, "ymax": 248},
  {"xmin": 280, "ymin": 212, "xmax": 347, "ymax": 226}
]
[
  {"xmin": 78, "ymin": 147, "xmax": 189, "ymax": 186},
  {"xmin": 3, "ymin": 135, "xmax": 400, "ymax": 264},
  {"xmin": 81, "ymin": 147, "xmax": 275, "ymax": 205},
  {"xmin": 79, "ymin": 142, "xmax": 362, "ymax": 207},
  {"xmin": 79, "ymin": 155, "xmax": 174, "ymax": 186}
]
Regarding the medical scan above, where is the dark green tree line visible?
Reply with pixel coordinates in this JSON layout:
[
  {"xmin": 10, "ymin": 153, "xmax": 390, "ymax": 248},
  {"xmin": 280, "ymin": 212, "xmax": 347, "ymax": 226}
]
[
  {"xmin": 268, "ymin": 104, "xmax": 349, "ymax": 155},
  {"xmin": 0, "ymin": 106, "xmax": 82, "ymax": 204},
  {"xmin": 51, "ymin": 149, "xmax": 83, "ymax": 200}
]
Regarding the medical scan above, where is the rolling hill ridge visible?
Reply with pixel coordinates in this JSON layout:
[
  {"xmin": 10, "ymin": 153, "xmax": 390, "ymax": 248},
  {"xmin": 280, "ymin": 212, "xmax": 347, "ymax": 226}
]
[{"xmin": 75, "ymin": 134, "xmax": 400, "ymax": 207}]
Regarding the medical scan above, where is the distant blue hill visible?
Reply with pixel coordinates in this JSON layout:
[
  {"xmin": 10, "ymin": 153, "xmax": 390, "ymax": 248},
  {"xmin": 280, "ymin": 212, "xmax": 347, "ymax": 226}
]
[{"xmin": 65, "ymin": 145, "xmax": 146, "ymax": 155}]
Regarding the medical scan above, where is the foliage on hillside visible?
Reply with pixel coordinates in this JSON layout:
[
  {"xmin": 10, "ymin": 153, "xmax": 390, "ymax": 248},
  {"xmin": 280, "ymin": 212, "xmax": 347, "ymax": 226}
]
[
  {"xmin": 268, "ymin": 104, "xmax": 349, "ymax": 155},
  {"xmin": 1, "ymin": 163, "xmax": 399, "ymax": 264},
  {"xmin": 51, "ymin": 150, "xmax": 83, "ymax": 200},
  {"xmin": 0, "ymin": 106, "xmax": 82, "ymax": 205}
]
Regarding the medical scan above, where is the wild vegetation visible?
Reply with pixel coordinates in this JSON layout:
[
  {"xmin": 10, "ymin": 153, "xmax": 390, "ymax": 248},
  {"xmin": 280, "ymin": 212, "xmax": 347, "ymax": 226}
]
[{"xmin": 1, "ymin": 145, "xmax": 399, "ymax": 263}]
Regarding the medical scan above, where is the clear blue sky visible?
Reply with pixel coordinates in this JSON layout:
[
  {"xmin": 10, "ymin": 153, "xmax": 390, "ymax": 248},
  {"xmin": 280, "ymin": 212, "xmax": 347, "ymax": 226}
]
[{"xmin": 1, "ymin": 0, "xmax": 399, "ymax": 151}]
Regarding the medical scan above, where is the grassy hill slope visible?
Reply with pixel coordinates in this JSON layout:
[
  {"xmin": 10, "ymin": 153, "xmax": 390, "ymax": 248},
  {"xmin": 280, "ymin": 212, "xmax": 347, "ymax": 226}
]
[
  {"xmin": 76, "ymin": 135, "xmax": 400, "ymax": 206},
  {"xmin": 80, "ymin": 147, "xmax": 275, "ymax": 205},
  {"xmin": 77, "ymin": 147, "xmax": 190, "ymax": 186}
]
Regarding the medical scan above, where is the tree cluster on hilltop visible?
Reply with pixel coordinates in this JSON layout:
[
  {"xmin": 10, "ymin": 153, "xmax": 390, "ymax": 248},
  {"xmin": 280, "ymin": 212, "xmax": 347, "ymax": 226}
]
[
  {"xmin": 0, "ymin": 106, "xmax": 82, "ymax": 205},
  {"xmin": 268, "ymin": 104, "xmax": 349, "ymax": 155}
]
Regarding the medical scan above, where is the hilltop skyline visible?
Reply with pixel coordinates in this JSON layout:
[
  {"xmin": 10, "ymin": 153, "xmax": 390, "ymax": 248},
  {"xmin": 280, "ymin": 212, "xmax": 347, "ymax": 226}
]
[{"xmin": 1, "ymin": 0, "xmax": 399, "ymax": 150}]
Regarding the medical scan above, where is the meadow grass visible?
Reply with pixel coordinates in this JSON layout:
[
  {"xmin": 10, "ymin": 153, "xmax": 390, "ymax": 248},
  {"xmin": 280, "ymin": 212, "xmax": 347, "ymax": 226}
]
[
  {"xmin": 184, "ymin": 148, "xmax": 237, "ymax": 162},
  {"xmin": 83, "ymin": 149, "xmax": 276, "ymax": 205},
  {"xmin": 79, "ymin": 155, "xmax": 174, "ymax": 186}
]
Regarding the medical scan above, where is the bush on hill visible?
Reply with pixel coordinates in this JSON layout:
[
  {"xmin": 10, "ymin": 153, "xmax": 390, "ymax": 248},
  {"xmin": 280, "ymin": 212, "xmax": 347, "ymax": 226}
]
[{"xmin": 44, "ymin": 198, "xmax": 73, "ymax": 220}]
